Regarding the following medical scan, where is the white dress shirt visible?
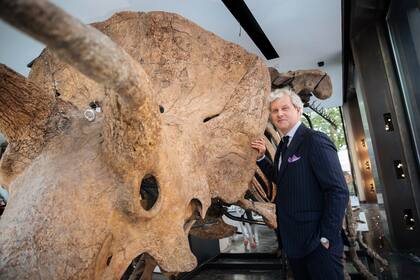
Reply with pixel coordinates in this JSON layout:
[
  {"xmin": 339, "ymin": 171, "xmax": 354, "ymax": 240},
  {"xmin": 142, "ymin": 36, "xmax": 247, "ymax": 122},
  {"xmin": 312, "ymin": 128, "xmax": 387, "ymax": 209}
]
[{"xmin": 277, "ymin": 121, "xmax": 301, "ymax": 170}]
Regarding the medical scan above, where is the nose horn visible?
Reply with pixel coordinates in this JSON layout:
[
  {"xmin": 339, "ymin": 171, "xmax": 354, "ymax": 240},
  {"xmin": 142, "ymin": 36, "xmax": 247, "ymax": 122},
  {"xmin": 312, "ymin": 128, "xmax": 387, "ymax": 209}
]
[{"xmin": 0, "ymin": 0, "xmax": 153, "ymax": 106}]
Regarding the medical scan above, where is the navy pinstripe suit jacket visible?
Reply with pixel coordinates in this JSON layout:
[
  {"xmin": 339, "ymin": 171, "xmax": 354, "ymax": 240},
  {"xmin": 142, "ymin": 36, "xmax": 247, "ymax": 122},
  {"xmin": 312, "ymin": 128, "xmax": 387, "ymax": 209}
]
[{"xmin": 258, "ymin": 123, "xmax": 349, "ymax": 258}]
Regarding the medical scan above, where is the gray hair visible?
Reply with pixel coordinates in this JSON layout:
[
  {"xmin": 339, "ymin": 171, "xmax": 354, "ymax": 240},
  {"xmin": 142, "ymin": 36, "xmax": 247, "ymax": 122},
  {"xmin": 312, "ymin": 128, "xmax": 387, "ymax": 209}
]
[{"xmin": 268, "ymin": 87, "xmax": 303, "ymax": 110}]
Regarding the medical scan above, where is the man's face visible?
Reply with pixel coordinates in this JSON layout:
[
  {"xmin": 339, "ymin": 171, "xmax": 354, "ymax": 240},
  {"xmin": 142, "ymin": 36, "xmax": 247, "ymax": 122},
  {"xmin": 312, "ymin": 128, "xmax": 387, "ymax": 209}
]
[{"xmin": 270, "ymin": 95, "xmax": 302, "ymax": 134}]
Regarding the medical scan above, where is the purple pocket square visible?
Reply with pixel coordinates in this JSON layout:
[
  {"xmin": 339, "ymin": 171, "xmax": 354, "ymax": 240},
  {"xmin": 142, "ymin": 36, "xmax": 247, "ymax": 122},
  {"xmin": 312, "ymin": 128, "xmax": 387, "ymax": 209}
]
[{"xmin": 288, "ymin": 155, "xmax": 301, "ymax": 163}]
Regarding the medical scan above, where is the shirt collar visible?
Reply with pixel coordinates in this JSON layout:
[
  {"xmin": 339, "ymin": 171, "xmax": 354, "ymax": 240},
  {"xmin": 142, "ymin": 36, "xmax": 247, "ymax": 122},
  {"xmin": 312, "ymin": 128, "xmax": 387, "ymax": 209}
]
[{"xmin": 284, "ymin": 121, "xmax": 301, "ymax": 145}]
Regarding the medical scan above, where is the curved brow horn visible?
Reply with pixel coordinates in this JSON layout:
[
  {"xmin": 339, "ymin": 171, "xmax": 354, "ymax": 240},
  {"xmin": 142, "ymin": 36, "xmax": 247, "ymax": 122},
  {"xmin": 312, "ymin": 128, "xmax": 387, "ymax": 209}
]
[
  {"xmin": 0, "ymin": 0, "xmax": 153, "ymax": 106},
  {"xmin": 0, "ymin": 0, "xmax": 160, "ymax": 175}
]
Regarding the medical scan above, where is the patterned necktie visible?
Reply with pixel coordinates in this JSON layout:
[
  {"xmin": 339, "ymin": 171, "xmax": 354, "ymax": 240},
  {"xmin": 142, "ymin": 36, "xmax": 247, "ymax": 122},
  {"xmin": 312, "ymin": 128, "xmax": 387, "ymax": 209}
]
[{"xmin": 277, "ymin": 136, "xmax": 290, "ymax": 170}]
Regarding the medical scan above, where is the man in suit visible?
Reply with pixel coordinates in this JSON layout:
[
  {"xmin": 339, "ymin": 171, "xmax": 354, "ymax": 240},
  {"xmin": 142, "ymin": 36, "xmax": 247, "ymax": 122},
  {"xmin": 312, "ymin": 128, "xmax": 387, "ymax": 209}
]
[{"xmin": 251, "ymin": 87, "xmax": 349, "ymax": 279}]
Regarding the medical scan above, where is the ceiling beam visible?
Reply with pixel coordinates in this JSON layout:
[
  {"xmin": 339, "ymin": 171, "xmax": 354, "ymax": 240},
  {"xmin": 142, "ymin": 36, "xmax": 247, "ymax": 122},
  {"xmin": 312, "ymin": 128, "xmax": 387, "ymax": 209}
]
[{"xmin": 221, "ymin": 0, "xmax": 279, "ymax": 60}]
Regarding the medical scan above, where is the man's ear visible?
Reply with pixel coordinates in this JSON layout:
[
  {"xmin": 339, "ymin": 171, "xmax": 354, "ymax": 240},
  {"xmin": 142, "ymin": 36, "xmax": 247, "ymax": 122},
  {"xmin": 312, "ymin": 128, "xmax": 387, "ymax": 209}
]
[{"xmin": 298, "ymin": 108, "xmax": 304, "ymax": 118}]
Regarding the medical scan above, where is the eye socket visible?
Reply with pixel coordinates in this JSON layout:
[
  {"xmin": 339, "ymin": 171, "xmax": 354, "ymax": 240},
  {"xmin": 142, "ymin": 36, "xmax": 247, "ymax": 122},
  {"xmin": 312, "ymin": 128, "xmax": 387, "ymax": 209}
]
[{"xmin": 139, "ymin": 175, "xmax": 159, "ymax": 211}]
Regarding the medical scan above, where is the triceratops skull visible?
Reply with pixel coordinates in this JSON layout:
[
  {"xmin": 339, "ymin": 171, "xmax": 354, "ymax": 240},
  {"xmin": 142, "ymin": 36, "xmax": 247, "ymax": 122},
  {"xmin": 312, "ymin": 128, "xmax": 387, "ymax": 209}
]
[{"xmin": 0, "ymin": 2, "xmax": 269, "ymax": 279}]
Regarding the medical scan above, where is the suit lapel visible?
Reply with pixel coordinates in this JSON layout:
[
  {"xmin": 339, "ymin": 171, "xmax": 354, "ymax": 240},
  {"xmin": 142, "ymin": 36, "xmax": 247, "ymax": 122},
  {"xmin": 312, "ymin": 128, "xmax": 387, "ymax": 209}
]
[{"xmin": 278, "ymin": 124, "xmax": 308, "ymax": 180}]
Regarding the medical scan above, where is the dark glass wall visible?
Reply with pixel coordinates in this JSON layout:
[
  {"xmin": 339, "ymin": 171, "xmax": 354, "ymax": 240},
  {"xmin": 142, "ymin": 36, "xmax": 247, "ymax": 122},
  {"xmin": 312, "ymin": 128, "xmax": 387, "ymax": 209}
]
[
  {"xmin": 351, "ymin": 20, "xmax": 420, "ymax": 249},
  {"xmin": 387, "ymin": 0, "xmax": 420, "ymax": 167}
]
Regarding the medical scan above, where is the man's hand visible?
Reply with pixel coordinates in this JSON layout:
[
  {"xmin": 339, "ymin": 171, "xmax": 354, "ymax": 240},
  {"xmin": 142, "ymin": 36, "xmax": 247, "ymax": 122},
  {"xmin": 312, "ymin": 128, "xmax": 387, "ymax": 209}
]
[
  {"xmin": 320, "ymin": 237, "xmax": 330, "ymax": 249},
  {"xmin": 321, "ymin": 242, "xmax": 330, "ymax": 249},
  {"xmin": 251, "ymin": 138, "xmax": 266, "ymax": 159}
]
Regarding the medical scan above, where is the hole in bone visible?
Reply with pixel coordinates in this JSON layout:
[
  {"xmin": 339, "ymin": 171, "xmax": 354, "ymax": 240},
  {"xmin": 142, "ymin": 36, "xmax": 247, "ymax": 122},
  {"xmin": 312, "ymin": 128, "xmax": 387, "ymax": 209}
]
[
  {"xmin": 159, "ymin": 105, "xmax": 164, "ymax": 113},
  {"xmin": 0, "ymin": 135, "xmax": 8, "ymax": 217},
  {"xmin": 203, "ymin": 113, "xmax": 220, "ymax": 123},
  {"xmin": 139, "ymin": 175, "xmax": 159, "ymax": 211},
  {"xmin": 89, "ymin": 101, "xmax": 101, "ymax": 110},
  {"xmin": 0, "ymin": 187, "xmax": 7, "ymax": 217},
  {"xmin": 106, "ymin": 255, "xmax": 112, "ymax": 266},
  {"xmin": 0, "ymin": 137, "xmax": 7, "ymax": 160},
  {"xmin": 184, "ymin": 199, "xmax": 202, "ymax": 233},
  {"xmin": 120, "ymin": 253, "xmax": 157, "ymax": 280}
]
